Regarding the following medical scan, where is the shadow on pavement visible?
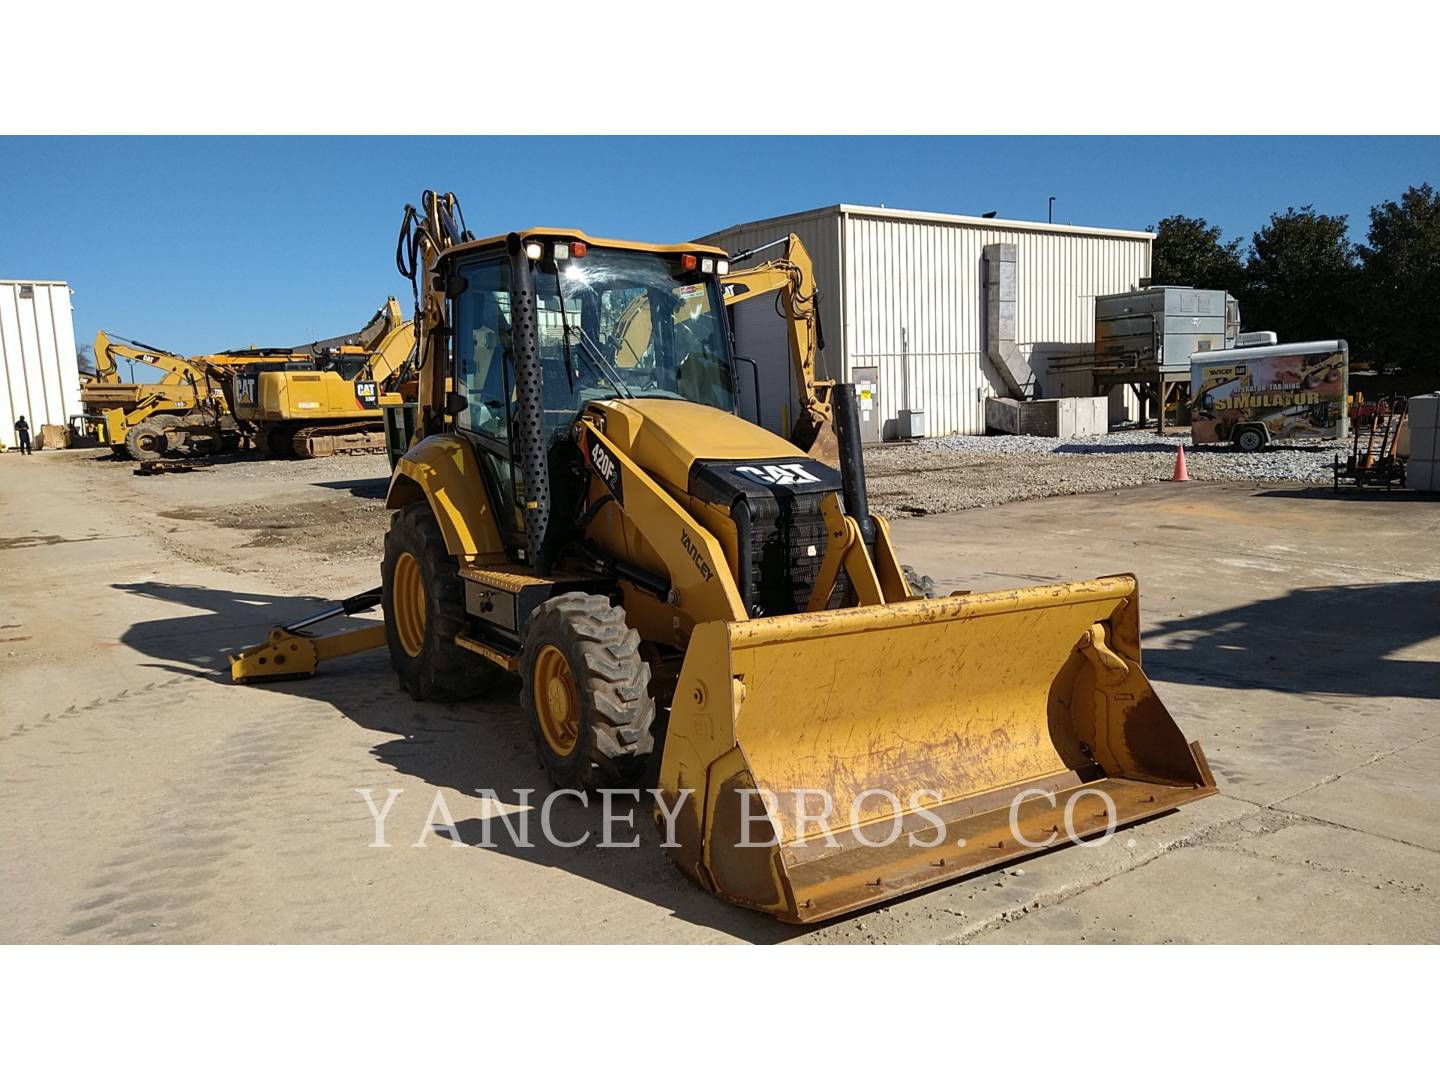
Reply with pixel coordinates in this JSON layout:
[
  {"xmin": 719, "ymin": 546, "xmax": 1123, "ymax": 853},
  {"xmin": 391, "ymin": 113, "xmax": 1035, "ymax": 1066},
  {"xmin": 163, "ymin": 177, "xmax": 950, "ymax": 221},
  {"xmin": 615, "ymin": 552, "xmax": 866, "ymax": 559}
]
[
  {"xmin": 111, "ymin": 579, "xmax": 798, "ymax": 942},
  {"xmin": 1254, "ymin": 487, "xmax": 1438, "ymax": 502},
  {"xmin": 1145, "ymin": 580, "xmax": 1440, "ymax": 700},
  {"xmin": 310, "ymin": 477, "xmax": 390, "ymax": 499}
]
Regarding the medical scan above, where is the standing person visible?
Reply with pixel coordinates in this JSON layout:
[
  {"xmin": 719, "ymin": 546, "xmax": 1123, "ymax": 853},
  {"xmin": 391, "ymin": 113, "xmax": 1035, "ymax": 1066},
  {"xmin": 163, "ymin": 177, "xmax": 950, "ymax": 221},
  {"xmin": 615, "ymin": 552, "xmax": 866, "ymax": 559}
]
[{"xmin": 14, "ymin": 415, "xmax": 32, "ymax": 455}]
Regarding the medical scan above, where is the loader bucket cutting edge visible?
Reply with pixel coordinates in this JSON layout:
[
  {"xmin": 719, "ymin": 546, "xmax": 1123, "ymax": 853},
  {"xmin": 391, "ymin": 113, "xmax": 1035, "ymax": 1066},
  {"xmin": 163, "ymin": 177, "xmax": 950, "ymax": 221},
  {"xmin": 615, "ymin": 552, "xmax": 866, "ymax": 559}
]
[{"xmin": 655, "ymin": 574, "xmax": 1216, "ymax": 923}]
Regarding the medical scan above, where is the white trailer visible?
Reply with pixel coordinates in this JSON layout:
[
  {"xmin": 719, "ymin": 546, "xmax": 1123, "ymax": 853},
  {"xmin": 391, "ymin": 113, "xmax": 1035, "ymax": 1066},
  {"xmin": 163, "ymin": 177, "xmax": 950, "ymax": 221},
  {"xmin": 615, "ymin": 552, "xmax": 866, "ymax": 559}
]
[{"xmin": 1, "ymin": 280, "xmax": 82, "ymax": 448}]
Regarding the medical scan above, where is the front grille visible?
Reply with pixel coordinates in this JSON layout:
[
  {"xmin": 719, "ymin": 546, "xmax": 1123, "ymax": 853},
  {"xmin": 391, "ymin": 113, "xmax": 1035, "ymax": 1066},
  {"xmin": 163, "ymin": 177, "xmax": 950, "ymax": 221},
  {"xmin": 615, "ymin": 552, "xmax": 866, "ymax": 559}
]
[{"xmin": 740, "ymin": 492, "xmax": 846, "ymax": 616}]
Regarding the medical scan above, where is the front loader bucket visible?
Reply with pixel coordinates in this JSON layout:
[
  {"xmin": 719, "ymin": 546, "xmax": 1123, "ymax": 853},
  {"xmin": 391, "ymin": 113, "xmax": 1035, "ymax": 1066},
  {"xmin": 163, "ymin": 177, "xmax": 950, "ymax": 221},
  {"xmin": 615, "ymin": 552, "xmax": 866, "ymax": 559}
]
[{"xmin": 655, "ymin": 574, "xmax": 1215, "ymax": 923}]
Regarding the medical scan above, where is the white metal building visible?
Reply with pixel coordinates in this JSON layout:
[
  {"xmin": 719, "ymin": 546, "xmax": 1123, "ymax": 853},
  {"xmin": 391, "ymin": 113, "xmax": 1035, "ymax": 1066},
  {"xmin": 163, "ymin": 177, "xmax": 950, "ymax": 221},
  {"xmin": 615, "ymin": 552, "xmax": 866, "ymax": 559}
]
[
  {"xmin": 2, "ymin": 280, "xmax": 81, "ymax": 443},
  {"xmin": 699, "ymin": 205, "xmax": 1152, "ymax": 438}
]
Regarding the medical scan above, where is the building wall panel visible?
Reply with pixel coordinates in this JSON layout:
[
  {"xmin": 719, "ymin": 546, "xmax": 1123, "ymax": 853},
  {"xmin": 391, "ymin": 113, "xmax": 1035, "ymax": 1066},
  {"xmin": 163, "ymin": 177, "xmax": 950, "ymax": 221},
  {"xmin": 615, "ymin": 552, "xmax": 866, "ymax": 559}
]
[
  {"xmin": 702, "ymin": 206, "xmax": 1152, "ymax": 438},
  {"xmin": 2, "ymin": 281, "xmax": 81, "ymax": 440}
]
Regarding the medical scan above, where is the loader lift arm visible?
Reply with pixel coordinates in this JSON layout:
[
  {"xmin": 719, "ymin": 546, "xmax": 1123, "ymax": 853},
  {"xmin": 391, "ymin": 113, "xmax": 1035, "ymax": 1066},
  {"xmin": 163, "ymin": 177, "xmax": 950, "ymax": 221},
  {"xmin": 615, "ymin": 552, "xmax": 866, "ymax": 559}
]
[{"xmin": 720, "ymin": 233, "xmax": 839, "ymax": 465}]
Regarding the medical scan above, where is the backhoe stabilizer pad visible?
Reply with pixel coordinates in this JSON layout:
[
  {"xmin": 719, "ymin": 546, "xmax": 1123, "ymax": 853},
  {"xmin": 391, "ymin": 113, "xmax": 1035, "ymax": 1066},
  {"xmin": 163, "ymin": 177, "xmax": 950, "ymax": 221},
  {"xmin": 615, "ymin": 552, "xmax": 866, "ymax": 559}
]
[
  {"xmin": 654, "ymin": 574, "xmax": 1217, "ymax": 923},
  {"xmin": 229, "ymin": 627, "xmax": 320, "ymax": 683}
]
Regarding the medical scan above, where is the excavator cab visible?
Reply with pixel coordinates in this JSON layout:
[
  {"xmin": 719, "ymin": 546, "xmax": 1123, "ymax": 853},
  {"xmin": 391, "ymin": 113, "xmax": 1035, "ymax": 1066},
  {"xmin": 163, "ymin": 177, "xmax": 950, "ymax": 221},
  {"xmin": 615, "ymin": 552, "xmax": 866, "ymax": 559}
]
[{"xmin": 232, "ymin": 192, "xmax": 1216, "ymax": 923}]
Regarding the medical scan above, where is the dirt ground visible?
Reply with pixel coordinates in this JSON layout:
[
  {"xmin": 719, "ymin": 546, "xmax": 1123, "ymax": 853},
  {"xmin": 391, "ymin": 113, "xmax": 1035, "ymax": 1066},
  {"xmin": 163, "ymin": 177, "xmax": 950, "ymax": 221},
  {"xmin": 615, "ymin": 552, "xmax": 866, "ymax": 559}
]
[{"xmin": 2, "ymin": 448, "xmax": 1437, "ymax": 943}]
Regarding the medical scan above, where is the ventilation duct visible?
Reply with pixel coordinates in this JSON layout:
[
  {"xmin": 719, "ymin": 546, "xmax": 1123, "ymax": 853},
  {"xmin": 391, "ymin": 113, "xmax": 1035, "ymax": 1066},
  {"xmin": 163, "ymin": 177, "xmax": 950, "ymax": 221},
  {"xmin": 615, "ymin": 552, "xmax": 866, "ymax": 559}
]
[{"xmin": 983, "ymin": 243, "xmax": 1030, "ymax": 399}]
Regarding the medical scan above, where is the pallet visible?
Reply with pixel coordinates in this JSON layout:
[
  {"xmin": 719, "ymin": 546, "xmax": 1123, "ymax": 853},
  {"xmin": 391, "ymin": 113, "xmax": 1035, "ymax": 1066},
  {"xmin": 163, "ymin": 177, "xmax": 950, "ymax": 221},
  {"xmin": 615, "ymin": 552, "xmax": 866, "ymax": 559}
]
[{"xmin": 134, "ymin": 460, "xmax": 214, "ymax": 476}]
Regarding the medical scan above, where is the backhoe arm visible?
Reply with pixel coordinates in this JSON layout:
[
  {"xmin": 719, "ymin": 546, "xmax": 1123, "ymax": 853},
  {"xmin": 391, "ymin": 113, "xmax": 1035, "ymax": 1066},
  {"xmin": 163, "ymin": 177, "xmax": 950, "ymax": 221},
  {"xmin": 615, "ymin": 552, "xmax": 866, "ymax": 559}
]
[
  {"xmin": 93, "ymin": 331, "xmax": 204, "ymax": 388},
  {"xmin": 396, "ymin": 191, "xmax": 471, "ymax": 441},
  {"xmin": 720, "ymin": 233, "xmax": 838, "ymax": 465}
]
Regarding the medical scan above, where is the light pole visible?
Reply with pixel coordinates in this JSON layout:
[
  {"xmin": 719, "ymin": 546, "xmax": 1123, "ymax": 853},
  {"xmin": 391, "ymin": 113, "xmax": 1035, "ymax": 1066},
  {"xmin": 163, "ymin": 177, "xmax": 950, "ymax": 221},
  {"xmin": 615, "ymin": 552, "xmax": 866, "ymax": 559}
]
[{"xmin": 1048, "ymin": 196, "xmax": 1055, "ymax": 224}]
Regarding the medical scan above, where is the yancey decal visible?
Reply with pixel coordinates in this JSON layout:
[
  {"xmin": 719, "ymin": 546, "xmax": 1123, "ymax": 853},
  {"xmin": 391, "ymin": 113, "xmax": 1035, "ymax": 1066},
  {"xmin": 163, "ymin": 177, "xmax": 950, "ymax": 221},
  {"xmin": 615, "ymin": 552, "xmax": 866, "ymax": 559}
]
[
  {"xmin": 680, "ymin": 527, "xmax": 713, "ymax": 582},
  {"xmin": 735, "ymin": 462, "xmax": 823, "ymax": 487}
]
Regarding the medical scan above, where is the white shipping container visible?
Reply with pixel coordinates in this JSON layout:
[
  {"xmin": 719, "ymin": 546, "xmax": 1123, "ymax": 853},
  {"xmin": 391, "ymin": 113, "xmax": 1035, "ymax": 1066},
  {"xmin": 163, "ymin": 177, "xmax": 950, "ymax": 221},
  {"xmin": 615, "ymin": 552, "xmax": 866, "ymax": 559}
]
[{"xmin": 2, "ymin": 280, "xmax": 82, "ymax": 445}]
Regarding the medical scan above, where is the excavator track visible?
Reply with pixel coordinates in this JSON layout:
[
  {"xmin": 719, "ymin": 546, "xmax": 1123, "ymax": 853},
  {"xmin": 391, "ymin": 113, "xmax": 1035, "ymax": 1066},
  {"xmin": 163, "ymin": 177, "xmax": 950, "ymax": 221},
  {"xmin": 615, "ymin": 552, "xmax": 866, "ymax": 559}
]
[{"xmin": 291, "ymin": 422, "xmax": 388, "ymax": 458}]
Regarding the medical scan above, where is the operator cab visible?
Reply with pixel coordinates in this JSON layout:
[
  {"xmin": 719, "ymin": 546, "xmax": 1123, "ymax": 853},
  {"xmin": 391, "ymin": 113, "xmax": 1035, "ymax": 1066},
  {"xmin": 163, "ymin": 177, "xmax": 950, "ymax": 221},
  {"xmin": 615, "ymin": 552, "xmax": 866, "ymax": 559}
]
[
  {"xmin": 318, "ymin": 347, "xmax": 372, "ymax": 382},
  {"xmin": 448, "ymin": 235, "xmax": 737, "ymax": 546}
]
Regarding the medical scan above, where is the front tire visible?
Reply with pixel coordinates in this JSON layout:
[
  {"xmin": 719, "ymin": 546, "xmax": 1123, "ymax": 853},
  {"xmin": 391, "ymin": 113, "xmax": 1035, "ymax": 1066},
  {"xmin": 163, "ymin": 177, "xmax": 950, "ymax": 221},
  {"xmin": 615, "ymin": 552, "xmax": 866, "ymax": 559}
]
[
  {"xmin": 124, "ymin": 420, "xmax": 169, "ymax": 461},
  {"xmin": 521, "ymin": 592, "xmax": 655, "ymax": 790},
  {"xmin": 382, "ymin": 501, "xmax": 502, "ymax": 702}
]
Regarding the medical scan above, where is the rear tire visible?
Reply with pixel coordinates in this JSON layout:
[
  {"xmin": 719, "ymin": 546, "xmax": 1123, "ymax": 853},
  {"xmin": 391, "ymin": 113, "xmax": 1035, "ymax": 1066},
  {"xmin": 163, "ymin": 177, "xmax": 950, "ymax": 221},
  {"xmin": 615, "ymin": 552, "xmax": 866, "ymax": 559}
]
[
  {"xmin": 383, "ymin": 501, "xmax": 503, "ymax": 702},
  {"xmin": 521, "ymin": 592, "xmax": 655, "ymax": 791},
  {"xmin": 124, "ymin": 420, "xmax": 169, "ymax": 462}
]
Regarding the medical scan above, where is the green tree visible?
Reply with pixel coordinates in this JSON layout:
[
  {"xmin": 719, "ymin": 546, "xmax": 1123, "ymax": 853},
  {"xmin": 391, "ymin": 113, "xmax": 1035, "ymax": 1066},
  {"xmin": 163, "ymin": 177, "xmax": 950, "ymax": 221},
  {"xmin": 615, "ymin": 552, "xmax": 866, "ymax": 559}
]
[
  {"xmin": 1149, "ymin": 214, "xmax": 1246, "ymax": 293},
  {"xmin": 1244, "ymin": 206, "xmax": 1359, "ymax": 345},
  {"xmin": 1358, "ymin": 183, "xmax": 1440, "ymax": 378}
]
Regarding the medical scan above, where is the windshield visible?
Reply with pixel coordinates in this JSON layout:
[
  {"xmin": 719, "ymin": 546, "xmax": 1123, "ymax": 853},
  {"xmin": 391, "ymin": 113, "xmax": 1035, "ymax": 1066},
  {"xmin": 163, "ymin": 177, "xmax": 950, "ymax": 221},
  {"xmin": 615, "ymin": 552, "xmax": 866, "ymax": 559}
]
[{"xmin": 534, "ymin": 249, "xmax": 734, "ymax": 423}]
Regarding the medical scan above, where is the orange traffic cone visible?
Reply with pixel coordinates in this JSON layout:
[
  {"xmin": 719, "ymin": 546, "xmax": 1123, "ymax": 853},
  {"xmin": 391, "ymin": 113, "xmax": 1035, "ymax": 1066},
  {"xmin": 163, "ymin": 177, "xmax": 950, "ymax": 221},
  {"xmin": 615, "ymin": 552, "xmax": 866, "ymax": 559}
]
[{"xmin": 1171, "ymin": 444, "xmax": 1190, "ymax": 482}]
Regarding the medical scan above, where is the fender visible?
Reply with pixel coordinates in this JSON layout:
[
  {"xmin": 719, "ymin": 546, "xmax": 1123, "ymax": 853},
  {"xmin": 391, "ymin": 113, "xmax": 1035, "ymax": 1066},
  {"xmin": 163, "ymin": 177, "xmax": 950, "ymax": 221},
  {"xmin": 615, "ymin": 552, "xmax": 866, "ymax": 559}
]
[{"xmin": 385, "ymin": 433, "xmax": 506, "ymax": 561}]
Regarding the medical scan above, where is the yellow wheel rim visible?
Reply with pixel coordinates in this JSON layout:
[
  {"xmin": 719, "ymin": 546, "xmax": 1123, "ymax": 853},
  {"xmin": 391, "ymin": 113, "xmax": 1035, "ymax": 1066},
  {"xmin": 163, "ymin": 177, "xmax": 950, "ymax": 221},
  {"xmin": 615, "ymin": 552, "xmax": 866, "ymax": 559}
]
[
  {"xmin": 392, "ymin": 551, "xmax": 427, "ymax": 658},
  {"xmin": 533, "ymin": 644, "xmax": 579, "ymax": 756}
]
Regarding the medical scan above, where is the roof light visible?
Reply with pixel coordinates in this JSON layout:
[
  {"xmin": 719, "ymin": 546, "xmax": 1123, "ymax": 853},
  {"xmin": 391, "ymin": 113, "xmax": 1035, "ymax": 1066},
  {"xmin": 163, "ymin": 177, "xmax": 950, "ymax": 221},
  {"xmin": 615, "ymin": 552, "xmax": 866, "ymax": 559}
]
[
  {"xmin": 553, "ymin": 242, "xmax": 569, "ymax": 261},
  {"xmin": 716, "ymin": 259, "xmax": 730, "ymax": 276},
  {"xmin": 523, "ymin": 241, "xmax": 543, "ymax": 260},
  {"xmin": 570, "ymin": 241, "xmax": 587, "ymax": 258},
  {"xmin": 701, "ymin": 258, "xmax": 715, "ymax": 274}
]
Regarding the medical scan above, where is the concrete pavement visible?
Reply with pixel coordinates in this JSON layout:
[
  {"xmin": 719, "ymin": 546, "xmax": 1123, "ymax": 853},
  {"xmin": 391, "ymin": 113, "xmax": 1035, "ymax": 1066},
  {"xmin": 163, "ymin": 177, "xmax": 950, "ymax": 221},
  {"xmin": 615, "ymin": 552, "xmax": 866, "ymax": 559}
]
[{"xmin": 1, "ymin": 451, "xmax": 1435, "ymax": 943}]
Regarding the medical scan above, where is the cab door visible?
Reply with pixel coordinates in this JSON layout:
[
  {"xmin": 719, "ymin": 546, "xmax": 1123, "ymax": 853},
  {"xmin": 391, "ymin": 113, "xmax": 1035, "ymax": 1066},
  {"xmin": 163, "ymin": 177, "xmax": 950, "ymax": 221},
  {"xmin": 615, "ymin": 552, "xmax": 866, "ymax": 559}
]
[{"xmin": 452, "ymin": 256, "xmax": 526, "ymax": 547}]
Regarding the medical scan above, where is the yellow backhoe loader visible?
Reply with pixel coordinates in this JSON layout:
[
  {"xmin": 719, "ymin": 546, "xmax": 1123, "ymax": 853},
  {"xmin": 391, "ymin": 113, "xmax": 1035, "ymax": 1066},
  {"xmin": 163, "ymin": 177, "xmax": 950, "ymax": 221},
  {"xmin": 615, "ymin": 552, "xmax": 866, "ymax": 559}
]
[
  {"xmin": 230, "ymin": 298, "xmax": 416, "ymax": 458},
  {"xmin": 84, "ymin": 332, "xmax": 246, "ymax": 460},
  {"xmin": 231, "ymin": 191, "xmax": 1215, "ymax": 923}
]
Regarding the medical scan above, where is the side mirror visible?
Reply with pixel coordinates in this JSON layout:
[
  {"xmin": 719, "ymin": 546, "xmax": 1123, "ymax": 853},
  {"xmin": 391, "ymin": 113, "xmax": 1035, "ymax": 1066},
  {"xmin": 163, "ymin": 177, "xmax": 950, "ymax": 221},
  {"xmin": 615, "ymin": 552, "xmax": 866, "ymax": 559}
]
[{"xmin": 444, "ymin": 390, "xmax": 468, "ymax": 417}]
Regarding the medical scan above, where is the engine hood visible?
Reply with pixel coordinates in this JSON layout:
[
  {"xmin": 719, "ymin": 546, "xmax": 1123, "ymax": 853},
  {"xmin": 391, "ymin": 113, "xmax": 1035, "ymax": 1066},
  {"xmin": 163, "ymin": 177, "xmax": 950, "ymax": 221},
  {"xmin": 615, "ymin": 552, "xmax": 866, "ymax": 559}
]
[{"xmin": 591, "ymin": 398, "xmax": 830, "ymax": 496}]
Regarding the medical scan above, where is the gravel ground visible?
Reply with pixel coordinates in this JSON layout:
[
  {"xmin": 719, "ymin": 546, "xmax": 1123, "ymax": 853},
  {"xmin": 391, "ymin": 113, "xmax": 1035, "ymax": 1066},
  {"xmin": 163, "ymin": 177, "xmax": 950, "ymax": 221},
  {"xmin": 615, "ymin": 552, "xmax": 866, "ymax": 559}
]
[
  {"xmin": 66, "ymin": 430, "xmax": 1344, "ymax": 544},
  {"xmin": 865, "ymin": 430, "xmax": 1343, "ymax": 516}
]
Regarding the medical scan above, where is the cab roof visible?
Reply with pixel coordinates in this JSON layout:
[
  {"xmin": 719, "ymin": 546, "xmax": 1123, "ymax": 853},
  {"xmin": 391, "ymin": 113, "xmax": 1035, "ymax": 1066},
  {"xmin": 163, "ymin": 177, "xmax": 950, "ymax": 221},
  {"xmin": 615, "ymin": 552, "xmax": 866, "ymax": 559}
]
[{"xmin": 441, "ymin": 227, "xmax": 730, "ymax": 262}]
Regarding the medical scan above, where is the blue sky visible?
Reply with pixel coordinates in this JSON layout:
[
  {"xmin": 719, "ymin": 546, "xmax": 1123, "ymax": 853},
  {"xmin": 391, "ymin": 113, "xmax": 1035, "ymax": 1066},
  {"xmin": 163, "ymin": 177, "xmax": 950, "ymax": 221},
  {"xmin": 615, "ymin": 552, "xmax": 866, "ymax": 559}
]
[{"xmin": 2, "ymin": 136, "xmax": 1435, "ymax": 360}]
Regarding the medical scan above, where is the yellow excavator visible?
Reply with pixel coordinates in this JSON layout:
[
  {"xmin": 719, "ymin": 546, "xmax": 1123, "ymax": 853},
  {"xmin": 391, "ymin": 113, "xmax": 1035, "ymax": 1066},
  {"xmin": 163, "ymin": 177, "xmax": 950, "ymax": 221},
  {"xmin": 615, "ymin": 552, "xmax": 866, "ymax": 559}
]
[
  {"xmin": 84, "ymin": 332, "xmax": 248, "ymax": 460},
  {"xmin": 231, "ymin": 191, "xmax": 1215, "ymax": 923},
  {"xmin": 230, "ymin": 298, "xmax": 416, "ymax": 458}
]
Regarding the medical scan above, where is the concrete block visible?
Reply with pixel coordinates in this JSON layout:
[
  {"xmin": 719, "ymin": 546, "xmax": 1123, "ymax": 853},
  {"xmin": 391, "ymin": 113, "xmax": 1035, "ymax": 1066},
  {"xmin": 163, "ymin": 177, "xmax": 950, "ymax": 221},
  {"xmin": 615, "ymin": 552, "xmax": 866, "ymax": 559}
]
[
  {"xmin": 1407, "ymin": 392, "xmax": 1440, "ymax": 431},
  {"xmin": 985, "ymin": 396, "xmax": 1109, "ymax": 437}
]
